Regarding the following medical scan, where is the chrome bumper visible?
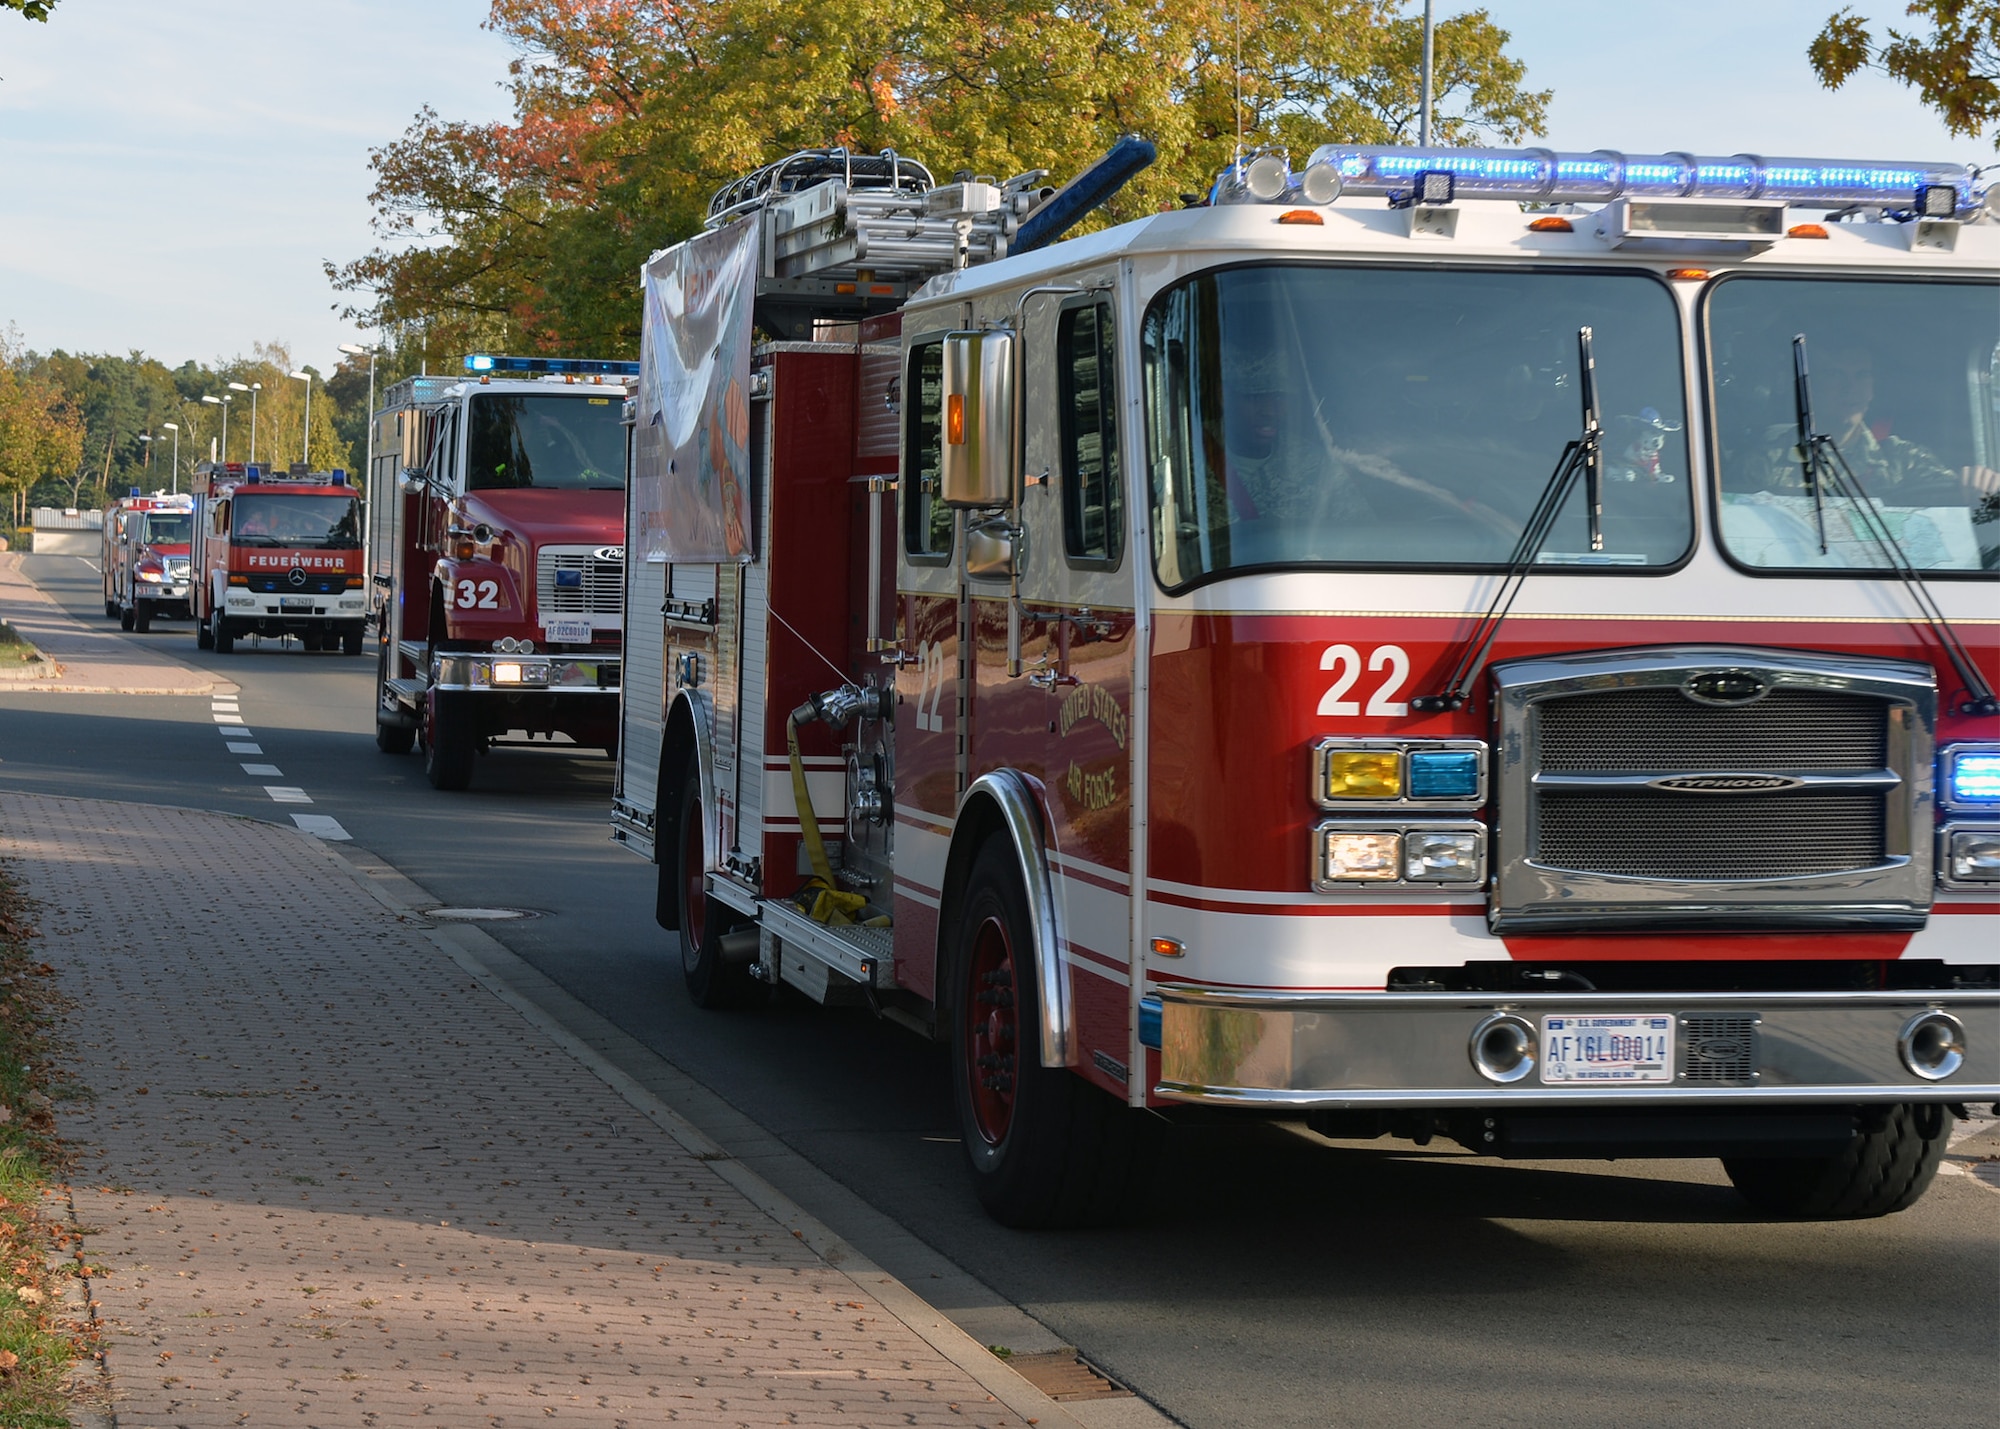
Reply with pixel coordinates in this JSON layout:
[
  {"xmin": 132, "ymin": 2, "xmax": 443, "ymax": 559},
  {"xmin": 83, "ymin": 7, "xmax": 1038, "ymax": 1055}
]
[
  {"xmin": 1153, "ymin": 987, "xmax": 2000, "ymax": 1107},
  {"xmin": 431, "ymin": 651, "xmax": 620, "ymax": 696}
]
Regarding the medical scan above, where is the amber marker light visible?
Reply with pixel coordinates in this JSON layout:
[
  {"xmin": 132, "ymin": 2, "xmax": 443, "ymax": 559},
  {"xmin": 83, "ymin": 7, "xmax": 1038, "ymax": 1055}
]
[
  {"xmin": 1667, "ymin": 268, "xmax": 1712, "ymax": 281},
  {"xmin": 946, "ymin": 393, "xmax": 966, "ymax": 445},
  {"xmin": 1527, "ymin": 215, "xmax": 1573, "ymax": 232},
  {"xmin": 1787, "ymin": 223, "xmax": 1830, "ymax": 239},
  {"xmin": 1151, "ymin": 937, "xmax": 1185, "ymax": 959},
  {"xmin": 1276, "ymin": 209, "xmax": 1324, "ymax": 225},
  {"xmin": 1326, "ymin": 750, "xmax": 1402, "ymax": 799}
]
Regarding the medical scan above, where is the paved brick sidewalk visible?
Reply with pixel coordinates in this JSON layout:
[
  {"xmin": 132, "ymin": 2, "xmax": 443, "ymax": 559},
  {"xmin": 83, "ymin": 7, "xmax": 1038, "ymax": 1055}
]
[
  {"xmin": 0, "ymin": 553, "xmax": 215, "ymax": 694},
  {"xmin": 2, "ymin": 793, "xmax": 1041, "ymax": 1427}
]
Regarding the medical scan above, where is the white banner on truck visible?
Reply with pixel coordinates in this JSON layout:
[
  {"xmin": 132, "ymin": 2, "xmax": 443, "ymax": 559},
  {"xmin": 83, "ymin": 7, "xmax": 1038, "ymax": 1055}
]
[{"xmin": 634, "ymin": 218, "xmax": 757, "ymax": 563}]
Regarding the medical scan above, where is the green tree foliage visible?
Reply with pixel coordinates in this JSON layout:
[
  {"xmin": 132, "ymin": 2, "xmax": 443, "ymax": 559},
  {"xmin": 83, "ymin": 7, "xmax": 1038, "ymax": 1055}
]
[
  {"xmin": 0, "ymin": 334, "xmax": 85, "ymax": 519},
  {"xmin": 333, "ymin": 0, "xmax": 1547, "ymax": 358},
  {"xmin": 2, "ymin": 1, "xmax": 61, "ymax": 22},
  {"xmin": 1810, "ymin": 3, "xmax": 2000, "ymax": 141}
]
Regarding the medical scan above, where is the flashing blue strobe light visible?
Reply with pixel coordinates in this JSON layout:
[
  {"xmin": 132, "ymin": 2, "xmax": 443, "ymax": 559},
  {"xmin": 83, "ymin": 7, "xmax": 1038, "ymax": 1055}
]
[{"xmin": 1947, "ymin": 750, "xmax": 2000, "ymax": 805}]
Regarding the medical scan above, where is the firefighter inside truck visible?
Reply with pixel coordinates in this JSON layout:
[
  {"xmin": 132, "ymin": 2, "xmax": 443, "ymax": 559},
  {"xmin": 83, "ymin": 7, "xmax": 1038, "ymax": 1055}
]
[{"xmin": 1709, "ymin": 276, "xmax": 2000, "ymax": 571}]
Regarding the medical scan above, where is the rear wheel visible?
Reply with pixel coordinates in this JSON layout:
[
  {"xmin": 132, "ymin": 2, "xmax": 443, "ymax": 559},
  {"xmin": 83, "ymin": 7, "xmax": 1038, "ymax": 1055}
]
[
  {"xmin": 950, "ymin": 837, "xmax": 1150, "ymax": 1228},
  {"xmin": 103, "ymin": 595, "xmax": 117, "ymax": 619},
  {"xmin": 300, "ymin": 631, "xmax": 323, "ymax": 652},
  {"xmin": 211, "ymin": 609, "xmax": 233, "ymax": 654},
  {"xmin": 119, "ymin": 604, "xmax": 135, "ymax": 632},
  {"xmin": 342, "ymin": 624, "xmax": 365, "ymax": 657},
  {"xmin": 422, "ymin": 687, "xmax": 476, "ymax": 790},
  {"xmin": 195, "ymin": 607, "xmax": 214, "ymax": 650},
  {"xmin": 676, "ymin": 758, "xmax": 761, "ymax": 1008},
  {"xmin": 1724, "ymin": 1103, "xmax": 1951, "ymax": 1219}
]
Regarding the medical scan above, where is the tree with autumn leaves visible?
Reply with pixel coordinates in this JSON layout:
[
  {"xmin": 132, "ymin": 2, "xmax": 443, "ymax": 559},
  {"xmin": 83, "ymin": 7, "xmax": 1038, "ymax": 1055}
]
[
  {"xmin": 333, "ymin": 0, "xmax": 1547, "ymax": 360},
  {"xmin": 0, "ymin": 331, "xmax": 85, "ymax": 534}
]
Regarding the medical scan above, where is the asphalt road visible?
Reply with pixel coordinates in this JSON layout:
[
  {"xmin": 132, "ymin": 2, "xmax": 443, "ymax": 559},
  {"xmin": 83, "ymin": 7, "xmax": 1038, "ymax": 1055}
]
[{"xmin": 4, "ymin": 551, "xmax": 1996, "ymax": 1428}]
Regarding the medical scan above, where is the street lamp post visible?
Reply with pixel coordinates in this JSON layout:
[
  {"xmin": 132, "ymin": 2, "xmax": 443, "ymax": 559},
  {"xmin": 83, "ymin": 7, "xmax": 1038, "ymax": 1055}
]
[
  {"xmin": 137, "ymin": 433, "xmax": 153, "ymax": 485},
  {"xmin": 288, "ymin": 370, "xmax": 312, "ymax": 468},
  {"xmin": 201, "ymin": 393, "xmax": 233, "ymax": 464},
  {"xmin": 162, "ymin": 422, "xmax": 180, "ymax": 493},
  {"xmin": 228, "ymin": 381, "xmax": 262, "ymax": 464}
]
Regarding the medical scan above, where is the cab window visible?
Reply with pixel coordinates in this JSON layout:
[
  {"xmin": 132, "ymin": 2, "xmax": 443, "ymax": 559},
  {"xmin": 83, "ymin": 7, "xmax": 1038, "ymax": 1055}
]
[
  {"xmin": 903, "ymin": 340, "xmax": 951, "ymax": 561},
  {"xmin": 1059, "ymin": 302, "xmax": 1122, "ymax": 566}
]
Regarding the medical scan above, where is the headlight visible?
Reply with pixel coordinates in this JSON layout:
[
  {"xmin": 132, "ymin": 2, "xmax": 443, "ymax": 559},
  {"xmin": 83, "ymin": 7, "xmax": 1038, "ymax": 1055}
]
[
  {"xmin": 1404, "ymin": 830, "xmax": 1483, "ymax": 881},
  {"xmin": 1315, "ymin": 822, "xmax": 1486, "ymax": 890},
  {"xmin": 1945, "ymin": 826, "xmax": 2000, "ymax": 883},
  {"xmin": 493, "ymin": 661, "xmax": 524, "ymax": 684},
  {"xmin": 137, "ymin": 568, "xmax": 166, "ymax": 583},
  {"xmin": 1323, "ymin": 831, "xmax": 1402, "ymax": 881}
]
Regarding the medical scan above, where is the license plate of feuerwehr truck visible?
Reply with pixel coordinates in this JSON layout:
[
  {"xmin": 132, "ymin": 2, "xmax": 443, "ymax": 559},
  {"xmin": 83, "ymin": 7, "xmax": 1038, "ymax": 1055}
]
[
  {"xmin": 280, "ymin": 597, "xmax": 312, "ymax": 611},
  {"xmin": 1541, "ymin": 1014, "xmax": 1675, "ymax": 1083}
]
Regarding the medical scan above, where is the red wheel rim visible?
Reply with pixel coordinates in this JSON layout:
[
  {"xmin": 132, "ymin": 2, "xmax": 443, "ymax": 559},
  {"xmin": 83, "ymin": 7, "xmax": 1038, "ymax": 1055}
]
[
  {"xmin": 682, "ymin": 800, "xmax": 706, "ymax": 951},
  {"xmin": 964, "ymin": 912, "xmax": 1018, "ymax": 1146}
]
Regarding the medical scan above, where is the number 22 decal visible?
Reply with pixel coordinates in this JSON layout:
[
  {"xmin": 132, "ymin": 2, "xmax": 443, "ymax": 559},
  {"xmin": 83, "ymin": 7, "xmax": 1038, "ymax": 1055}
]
[
  {"xmin": 1317, "ymin": 644, "xmax": 1411, "ymax": 717},
  {"xmin": 913, "ymin": 640, "xmax": 949, "ymax": 732},
  {"xmin": 452, "ymin": 578, "xmax": 501, "ymax": 610}
]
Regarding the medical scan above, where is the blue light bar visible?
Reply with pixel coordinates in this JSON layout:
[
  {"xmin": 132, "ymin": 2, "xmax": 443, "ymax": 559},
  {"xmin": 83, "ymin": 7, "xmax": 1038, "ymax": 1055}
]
[
  {"xmin": 462, "ymin": 354, "xmax": 640, "ymax": 377},
  {"xmin": 1947, "ymin": 749, "xmax": 2000, "ymax": 805},
  {"xmin": 1306, "ymin": 145, "xmax": 1980, "ymax": 213}
]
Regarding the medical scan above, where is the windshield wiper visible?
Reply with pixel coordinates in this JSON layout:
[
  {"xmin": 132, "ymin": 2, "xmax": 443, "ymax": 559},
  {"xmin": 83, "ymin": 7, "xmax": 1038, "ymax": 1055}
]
[
  {"xmin": 1792, "ymin": 334, "xmax": 1998, "ymax": 716},
  {"xmin": 1414, "ymin": 326, "xmax": 1605, "ymax": 713}
]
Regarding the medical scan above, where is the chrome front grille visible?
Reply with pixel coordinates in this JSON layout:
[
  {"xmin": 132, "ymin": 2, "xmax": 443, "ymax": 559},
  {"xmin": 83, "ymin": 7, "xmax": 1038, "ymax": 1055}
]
[
  {"xmin": 1536, "ymin": 790, "xmax": 1885, "ymax": 878},
  {"xmin": 1538, "ymin": 689, "xmax": 1885, "ymax": 772},
  {"xmin": 537, "ymin": 546, "xmax": 623, "ymax": 625},
  {"xmin": 1490, "ymin": 647, "xmax": 1936, "ymax": 933}
]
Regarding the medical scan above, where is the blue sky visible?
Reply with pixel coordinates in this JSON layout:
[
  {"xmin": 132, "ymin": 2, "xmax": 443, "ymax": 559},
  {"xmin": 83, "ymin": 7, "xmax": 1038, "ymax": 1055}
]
[{"xmin": 0, "ymin": 1, "xmax": 1986, "ymax": 372}]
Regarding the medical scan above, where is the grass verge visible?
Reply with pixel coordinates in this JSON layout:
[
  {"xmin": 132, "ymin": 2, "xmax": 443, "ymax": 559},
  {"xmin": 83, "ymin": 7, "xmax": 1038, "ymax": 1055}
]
[
  {"xmin": 0, "ymin": 623, "xmax": 40, "ymax": 668},
  {"xmin": 0, "ymin": 872, "xmax": 94, "ymax": 1427}
]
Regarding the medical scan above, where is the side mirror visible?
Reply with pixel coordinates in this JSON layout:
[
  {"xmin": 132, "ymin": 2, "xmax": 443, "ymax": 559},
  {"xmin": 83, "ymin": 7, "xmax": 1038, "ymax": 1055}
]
[
  {"xmin": 939, "ymin": 330, "xmax": 1016, "ymax": 508},
  {"xmin": 398, "ymin": 467, "xmax": 426, "ymax": 495}
]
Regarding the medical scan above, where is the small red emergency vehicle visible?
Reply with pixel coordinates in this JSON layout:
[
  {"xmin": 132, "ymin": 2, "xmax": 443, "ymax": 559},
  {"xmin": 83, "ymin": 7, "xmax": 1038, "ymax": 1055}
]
[{"xmin": 189, "ymin": 462, "xmax": 367, "ymax": 654}]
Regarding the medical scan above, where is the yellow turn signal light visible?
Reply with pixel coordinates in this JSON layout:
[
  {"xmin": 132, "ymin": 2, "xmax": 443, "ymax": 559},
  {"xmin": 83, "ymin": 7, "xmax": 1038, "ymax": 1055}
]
[
  {"xmin": 1326, "ymin": 750, "xmax": 1401, "ymax": 800},
  {"xmin": 1787, "ymin": 223, "xmax": 1830, "ymax": 239},
  {"xmin": 1527, "ymin": 215, "xmax": 1573, "ymax": 233},
  {"xmin": 1276, "ymin": 209, "xmax": 1324, "ymax": 225}
]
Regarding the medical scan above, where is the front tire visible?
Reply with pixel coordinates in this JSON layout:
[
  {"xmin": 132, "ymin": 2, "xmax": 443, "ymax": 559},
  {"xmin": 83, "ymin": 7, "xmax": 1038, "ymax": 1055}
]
[
  {"xmin": 133, "ymin": 600, "xmax": 151, "ymax": 633},
  {"xmin": 949, "ymin": 837, "xmax": 1150, "ymax": 1228},
  {"xmin": 675, "ymin": 758, "xmax": 761, "ymax": 1008},
  {"xmin": 422, "ymin": 688, "xmax": 476, "ymax": 790},
  {"xmin": 196, "ymin": 611, "xmax": 214, "ymax": 650},
  {"xmin": 1724, "ymin": 1103, "xmax": 1951, "ymax": 1219},
  {"xmin": 211, "ymin": 609, "xmax": 233, "ymax": 653}
]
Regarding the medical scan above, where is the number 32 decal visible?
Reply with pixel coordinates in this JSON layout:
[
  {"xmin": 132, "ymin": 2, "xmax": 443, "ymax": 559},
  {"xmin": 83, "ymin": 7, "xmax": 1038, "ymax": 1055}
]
[
  {"xmin": 1317, "ymin": 644, "xmax": 1410, "ymax": 717},
  {"xmin": 450, "ymin": 578, "xmax": 502, "ymax": 610}
]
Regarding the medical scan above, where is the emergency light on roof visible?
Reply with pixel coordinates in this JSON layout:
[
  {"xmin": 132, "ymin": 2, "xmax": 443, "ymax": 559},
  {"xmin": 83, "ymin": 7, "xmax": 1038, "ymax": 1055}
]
[
  {"xmin": 1307, "ymin": 145, "xmax": 1982, "ymax": 214},
  {"xmin": 463, "ymin": 354, "xmax": 641, "ymax": 378}
]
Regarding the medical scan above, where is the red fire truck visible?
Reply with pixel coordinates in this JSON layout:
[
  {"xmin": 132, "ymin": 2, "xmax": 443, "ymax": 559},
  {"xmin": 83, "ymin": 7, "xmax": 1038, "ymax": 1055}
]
[
  {"xmin": 101, "ymin": 490, "xmax": 193, "ymax": 631},
  {"xmin": 613, "ymin": 142, "xmax": 1999, "ymax": 1226},
  {"xmin": 366, "ymin": 357, "xmax": 633, "ymax": 790},
  {"xmin": 189, "ymin": 462, "xmax": 367, "ymax": 655}
]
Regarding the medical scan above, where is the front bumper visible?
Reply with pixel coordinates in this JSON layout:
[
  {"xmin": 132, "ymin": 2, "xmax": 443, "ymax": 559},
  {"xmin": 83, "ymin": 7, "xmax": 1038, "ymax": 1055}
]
[
  {"xmin": 1152, "ymin": 987, "xmax": 1999, "ymax": 1107},
  {"xmin": 431, "ymin": 651, "xmax": 621, "ymax": 697}
]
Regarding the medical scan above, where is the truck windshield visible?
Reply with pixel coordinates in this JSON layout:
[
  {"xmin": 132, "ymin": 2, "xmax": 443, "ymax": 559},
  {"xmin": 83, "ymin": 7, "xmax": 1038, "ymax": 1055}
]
[
  {"xmin": 466, "ymin": 393, "xmax": 626, "ymax": 491},
  {"xmin": 1707, "ymin": 275, "xmax": 2000, "ymax": 575},
  {"xmin": 142, "ymin": 513, "xmax": 191, "ymax": 545},
  {"xmin": 1140, "ymin": 264, "xmax": 1692, "ymax": 589},
  {"xmin": 231, "ymin": 495, "xmax": 362, "ymax": 549}
]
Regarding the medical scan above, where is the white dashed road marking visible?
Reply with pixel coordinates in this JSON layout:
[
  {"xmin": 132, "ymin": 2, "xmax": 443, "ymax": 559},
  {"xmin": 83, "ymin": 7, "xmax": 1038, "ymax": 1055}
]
[{"xmin": 213, "ymin": 696, "xmax": 343, "ymax": 837}]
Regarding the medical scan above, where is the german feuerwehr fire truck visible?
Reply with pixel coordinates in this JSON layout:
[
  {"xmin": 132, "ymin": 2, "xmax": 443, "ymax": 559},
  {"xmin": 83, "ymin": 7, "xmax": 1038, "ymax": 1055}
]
[
  {"xmin": 367, "ymin": 357, "xmax": 633, "ymax": 789},
  {"xmin": 189, "ymin": 462, "xmax": 366, "ymax": 655},
  {"xmin": 612, "ymin": 140, "xmax": 2000, "ymax": 1226},
  {"xmin": 101, "ymin": 489, "xmax": 193, "ymax": 630}
]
